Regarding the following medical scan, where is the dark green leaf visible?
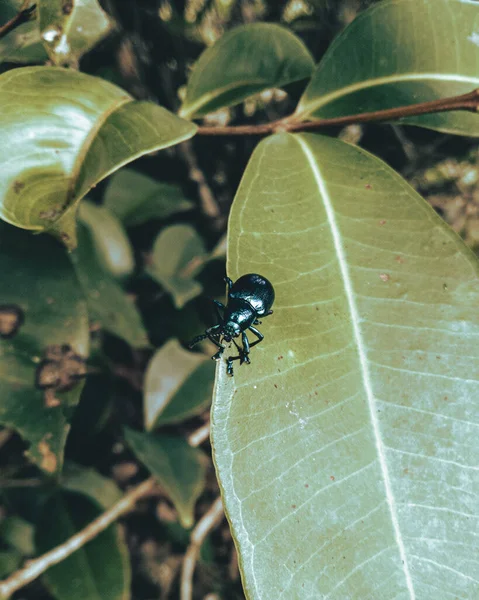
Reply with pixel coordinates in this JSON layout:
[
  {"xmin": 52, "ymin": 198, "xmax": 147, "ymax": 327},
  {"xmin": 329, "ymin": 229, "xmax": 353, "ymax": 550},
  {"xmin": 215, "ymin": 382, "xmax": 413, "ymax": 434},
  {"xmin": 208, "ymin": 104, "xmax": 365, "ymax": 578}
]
[
  {"xmin": 0, "ymin": 0, "xmax": 46, "ymax": 64},
  {"xmin": 36, "ymin": 492, "xmax": 130, "ymax": 600},
  {"xmin": 125, "ymin": 428, "xmax": 206, "ymax": 528},
  {"xmin": 144, "ymin": 339, "xmax": 214, "ymax": 430},
  {"xmin": 104, "ymin": 169, "xmax": 194, "ymax": 227},
  {"xmin": 179, "ymin": 23, "xmax": 314, "ymax": 119},
  {"xmin": 71, "ymin": 224, "xmax": 149, "ymax": 348},
  {"xmin": 296, "ymin": 0, "xmax": 479, "ymax": 135},
  {"xmin": 213, "ymin": 132, "xmax": 479, "ymax": 598},
  {"xmin": 0, "ymin": 67, "xmax": 197, "ymax": 248},
  {"xmin": 0, "ymin": 223, "xmax": 89, "ymax": 474}
]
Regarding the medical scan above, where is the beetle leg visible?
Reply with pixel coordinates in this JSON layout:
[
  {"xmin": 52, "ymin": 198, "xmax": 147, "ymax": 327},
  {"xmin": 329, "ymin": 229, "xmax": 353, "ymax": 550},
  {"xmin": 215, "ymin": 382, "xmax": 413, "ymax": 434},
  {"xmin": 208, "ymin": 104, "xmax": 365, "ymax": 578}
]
[
  {"xmin": 247, "ymin": 325, "xmax": 264, "ymax": 349},
  {"xmin": 213, "ymin": 299, "xmax": 225, "ymax": 323},
  {"xmin": 240, "ymin": 332, "xmax": 251, "ymax": 364},
  {"xmin": 224, "ymin": 277, "xmax": 234, "ymax": 298}
]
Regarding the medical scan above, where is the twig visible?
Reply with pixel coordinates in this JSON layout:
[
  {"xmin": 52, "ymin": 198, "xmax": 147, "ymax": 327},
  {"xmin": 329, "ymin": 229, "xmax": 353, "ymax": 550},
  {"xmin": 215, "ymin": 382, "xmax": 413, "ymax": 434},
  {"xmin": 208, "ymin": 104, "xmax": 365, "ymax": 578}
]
[
  {"xmin": 196, "ymin": 89, "xmax": 479, "ymax": 137},
  {"xmin": 188, "ymin": 421, "xmax": 211, "ymax": 447},
  {"xmin": 180, "ymin": 496, "xmax": 224, "ymax": 600},
  {"xmin": 0, "ymin": 2, "xmax": 36, "ymax": 40},
  {"xmin": 0, "ymin": 477, "xmax": 156, "ymax": 599},
  {"xmin": 179, "ymin": 141, "xmax": 221, "ymax": 219}
]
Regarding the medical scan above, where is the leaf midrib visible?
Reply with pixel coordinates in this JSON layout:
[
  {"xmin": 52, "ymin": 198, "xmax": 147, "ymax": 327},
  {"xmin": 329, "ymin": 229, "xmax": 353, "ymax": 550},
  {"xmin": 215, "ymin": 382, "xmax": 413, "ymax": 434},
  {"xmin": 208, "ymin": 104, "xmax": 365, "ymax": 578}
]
[{"xmin": 294, "ymin": 133, "xmax": 416, "ymax": 598}]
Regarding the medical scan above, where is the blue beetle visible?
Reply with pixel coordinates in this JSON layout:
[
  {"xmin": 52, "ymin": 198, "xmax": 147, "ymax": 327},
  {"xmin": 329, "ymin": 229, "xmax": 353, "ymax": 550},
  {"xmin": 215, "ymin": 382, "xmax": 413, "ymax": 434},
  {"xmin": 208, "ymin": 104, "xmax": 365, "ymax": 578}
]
[{"xmin": 189, "ymin": 273, "xmax": 275, "ymax": 376}]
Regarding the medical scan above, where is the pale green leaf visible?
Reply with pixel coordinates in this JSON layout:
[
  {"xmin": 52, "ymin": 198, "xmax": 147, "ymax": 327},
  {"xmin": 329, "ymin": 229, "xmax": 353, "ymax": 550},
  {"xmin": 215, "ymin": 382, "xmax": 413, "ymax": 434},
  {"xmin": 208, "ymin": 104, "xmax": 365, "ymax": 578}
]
[
  {"xmin": 79, "ymin": 200, "xmax": 135, "ymax": 279},
  {"xmin": 212, "ymin": 132, "xmax": 479, "ymax": 599},
  {"xmin": 0, "ymin": 67, "xmax": 197, "ymax": 248},
  {"xmin": 296, "ymin": 0, "xmax": 479, "ymax": 136},
  {"xmin": 146, "ymin": 224, "xmax": 206, "ymax": 309},
  {"xmin": 36, "ymin": 492, "xmax": 131, "ymax": 600},
  {"xmin": 104, "ymin": 169, "xmax": 194, "ymax": 227},
  {"xmin": 38, "ymin": 0, "xmax": 113, "ymax": 66},
  {"xmin": 61, "ymin": 462, "xmax": 123, "ymax": 510},
  {"xmin": 125, "ymin": 428, "xmax": 206, "ymax": 528},
  {"xmin": 71, "ymin": 223, "xmax": 149, "ymax": 348},
  {"xmin": 0, "ymin": 222, "xmax": 89, "ymax": 474},
  {"xmin": 0, "ymin": 0, "xmax": 46, "ymax": 64},
  {"xmin": 144, "ymin": 339, "xmax": 214, "ymax": 430},
  {"xmin": 179, "ymin": 23, "xmax": 314, "ymax": 119},
  {"xmin": 0, "ymin": 516, "xmax": 35, "ymax": 556}
]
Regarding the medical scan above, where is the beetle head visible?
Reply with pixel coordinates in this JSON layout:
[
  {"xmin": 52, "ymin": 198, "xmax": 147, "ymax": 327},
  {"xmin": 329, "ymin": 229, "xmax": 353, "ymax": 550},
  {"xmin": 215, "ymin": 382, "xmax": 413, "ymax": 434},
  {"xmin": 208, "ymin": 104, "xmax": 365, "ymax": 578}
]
[{"xmin": 222, "ymin": 321, "xmax": 241, "ymax": 342}]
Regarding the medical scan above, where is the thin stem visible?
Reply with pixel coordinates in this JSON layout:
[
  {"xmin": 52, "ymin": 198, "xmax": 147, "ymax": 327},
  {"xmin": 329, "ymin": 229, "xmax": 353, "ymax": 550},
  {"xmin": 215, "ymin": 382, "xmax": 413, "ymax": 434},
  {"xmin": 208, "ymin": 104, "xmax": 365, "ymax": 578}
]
[
  {"xmin": 180, "ymin": 496, "xmax": 224, "ymax": 600},
  {"xmin": 0, "ymin": 477, "xmax": 156, "ymax": 599},
  {"xmin": 0, "ymin": 2, "xmax": 36, "ymax": 40},
  {"xmin": 188, "ymin": 421, "xmax": 211, "ymax": 447},
  {"xmin": 196, "ymin": 89, "xmax": 479, "ymax": 137}
]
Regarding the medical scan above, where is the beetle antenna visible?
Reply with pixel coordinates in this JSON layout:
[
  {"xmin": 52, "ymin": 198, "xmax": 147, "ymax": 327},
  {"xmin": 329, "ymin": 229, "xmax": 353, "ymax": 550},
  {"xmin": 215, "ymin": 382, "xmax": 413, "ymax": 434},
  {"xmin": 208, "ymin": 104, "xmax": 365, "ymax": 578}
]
[{"xmin": 188, "ymin": 333, "xmax": 208, "ymax": 348}]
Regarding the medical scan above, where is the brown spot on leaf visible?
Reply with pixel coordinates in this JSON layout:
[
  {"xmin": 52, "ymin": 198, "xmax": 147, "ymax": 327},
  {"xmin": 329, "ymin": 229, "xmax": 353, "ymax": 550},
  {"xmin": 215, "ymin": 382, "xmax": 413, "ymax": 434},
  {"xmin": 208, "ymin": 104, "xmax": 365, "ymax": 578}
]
[
  {"xmin": 35, "ymin": 344, "xmax": 87, "ymax": 393},
  {"xmin": 38, "ymin": 438, "xmax": 57, "ymax": 473},
  {"xmin": 39, "ymin": 208, "xmax": 61, "ymax": 221},
  {"xmin": 365, "ymin": 184, "xmax": 372, "ymax": 190},
  {"xmin": 0, "ymin": 304, "xmax": 24, "ymax": 338},
  {"xmin": 379, "ymin": 273, "xmax": 390, "ymax": 282},
  {"xmin": 379, "ymin": 219, "xmax": 387, "ymax": 225},
  {"xmin": 62, "ymin": 0, "xmax": 74, "ymax": 14},
  {"xmin": 330, "ymin": 475, "xmax": 335, "ymax": 481},
  {"xmin": 395, "ymin": 255, "xmax": 405, "ymax": 264},
  {"xmin": 13, "ymin": 180, "xmax": 25, "ymax": 193}
]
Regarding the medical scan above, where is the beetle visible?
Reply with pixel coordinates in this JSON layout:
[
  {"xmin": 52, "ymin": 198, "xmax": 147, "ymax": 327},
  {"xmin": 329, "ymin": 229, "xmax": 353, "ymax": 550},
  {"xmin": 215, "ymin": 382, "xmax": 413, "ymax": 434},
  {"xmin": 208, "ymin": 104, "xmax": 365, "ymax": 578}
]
[{"xmin": 188, "ymin": 273, "xmax": 275, "ymax": 376}]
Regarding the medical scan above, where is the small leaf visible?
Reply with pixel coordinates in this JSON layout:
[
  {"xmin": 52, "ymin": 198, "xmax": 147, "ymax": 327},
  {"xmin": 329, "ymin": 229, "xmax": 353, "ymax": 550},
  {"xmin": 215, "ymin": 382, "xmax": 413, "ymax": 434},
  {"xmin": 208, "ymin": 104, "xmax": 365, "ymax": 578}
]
[
  {"xmin": 35, "ymin": 492, "xmax": 131, "ymax": 600},
  {"xmin": 0, "ymin": 1, "xmax": 46, "ymax": 64},
  {"xmin": 38, "ymin": 0, "xmax": 113, "ymax": 66},
  {"xmin": 125, "ymin": 428, "xmax": 206, "ymax": 528},
  {"xmin": 0, "ymin": 67, "xmax": 197, "ymax": 248},
  {"xmin": 179, "ymin": 23, "xmax": 314, "ymax": 119},
  {"xmin": 104, "ymin": 168, "xmax": 194, "ymax": 227},
  {"xmin": 61, "ymin": 462, "xmax": 123, "ymax": 509},
  {"xmin": 146, "ymin": 224, "xmax": 206, "ymax": 309},
  {"xmin": 71, "ymin": 223, "xmax": 149, "ymax": 348},
  {"xmin": 296, "ymin": 0, "xmax": 479, "ymax": 136},
  {"xmin": 0, "ymin": 516, "xmax": 35, "ymax": 556},
  {"xmin": 0, "ymin": 222, "xmax": 89, "ymax": 474},
  {"xmin": 79, "ymin": 200, "xmax": 135, "ymax": 279},
  {"xmin": 0, "ymin": 550, "xmax": 21, "ymax": 578},
  {"xmin": 213, "ymin": 132, "xmax": 479, "ymax": 598},
  {"xmin": 144, "ymin": 339, "xmax": 214, "ymax": 430}
]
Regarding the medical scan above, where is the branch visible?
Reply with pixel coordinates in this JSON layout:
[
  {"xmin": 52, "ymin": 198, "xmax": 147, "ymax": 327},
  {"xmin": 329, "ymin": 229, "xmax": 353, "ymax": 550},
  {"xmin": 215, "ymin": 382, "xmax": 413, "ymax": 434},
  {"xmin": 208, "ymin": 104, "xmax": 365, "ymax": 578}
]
[
  {"xmin": 196, "ymin": 89, "xmax": 479, "ymax": 137},
  {"xmin": 0, "ymin": 477, "xmax": 156, "ymax": 599},
  {"xmin": 180, "ymin": 496, "xmax": 224, "ymax": 600},
  {"xmin": 0, "ymin": 2, "xmax": 36, "ymax": 40},
  {"xmin": 187, "ymin": 421, "xmax": 210, "ymax": 447}
]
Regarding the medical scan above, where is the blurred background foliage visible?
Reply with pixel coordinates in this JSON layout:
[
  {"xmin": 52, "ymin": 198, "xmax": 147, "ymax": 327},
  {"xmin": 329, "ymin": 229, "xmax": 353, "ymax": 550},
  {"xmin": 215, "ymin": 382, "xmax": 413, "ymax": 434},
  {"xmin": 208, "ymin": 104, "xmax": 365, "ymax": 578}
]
[{"xmin": 0, "ymin": 0, "xmax": 478, "ymax": 599}]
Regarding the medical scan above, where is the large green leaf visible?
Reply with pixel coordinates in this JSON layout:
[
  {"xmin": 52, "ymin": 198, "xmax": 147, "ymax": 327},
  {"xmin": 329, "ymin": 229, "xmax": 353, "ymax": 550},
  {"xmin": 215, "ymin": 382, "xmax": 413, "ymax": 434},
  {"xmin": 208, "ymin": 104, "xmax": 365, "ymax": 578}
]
[
  {"xmin": 38, "ymin": 0, "xmax": 113, "ymax": 66},
  {"xmin": 0, "ymin": 223, "xmax": 89, "ymax": 474},
  {"xmin": 125, "ymin": 428, "xmax": 206, "ymax": 528},
  {"xmin": 0, "ymin": 67, "xmax": 197, "ymax": 248},
  {"xmin": 35, "ymin": 492, "xmax": 130, "ymax": 600},
  {"xmin": 71, "ymin": 223, "xmax": 149, "ymax": 348},
  {"xmin": 296, "ymin": 0, "xmax": 479, "ymax": 136},
  {"xmin": 179, "ymin": 23, "xmax": 314, "ymax": 119},
  {"xmin": 212, "ymin": 133, "xmax": 479, "ymax": 599}
]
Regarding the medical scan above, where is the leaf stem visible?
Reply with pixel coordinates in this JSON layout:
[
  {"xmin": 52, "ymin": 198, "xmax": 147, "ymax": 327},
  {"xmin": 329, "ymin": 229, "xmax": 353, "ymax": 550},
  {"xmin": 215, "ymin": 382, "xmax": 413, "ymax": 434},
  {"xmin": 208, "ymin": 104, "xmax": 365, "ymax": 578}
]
[
  {"xmin": 196, "ymin": 89, "xmax": 479, "ymax": 137},
  {"xmin": 180, "ymin": 496, "xmax": 224, "ymax": 600},
  {"xmin": 0, "ymin": 477, "xmax": 156, "ymax": 599},
  {"xmin": 0, "ymin": 2, "xmax": 36, "ymax": 40}
]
